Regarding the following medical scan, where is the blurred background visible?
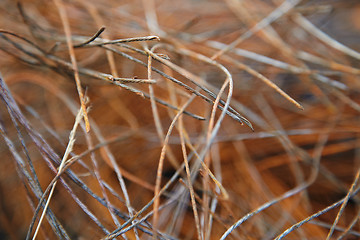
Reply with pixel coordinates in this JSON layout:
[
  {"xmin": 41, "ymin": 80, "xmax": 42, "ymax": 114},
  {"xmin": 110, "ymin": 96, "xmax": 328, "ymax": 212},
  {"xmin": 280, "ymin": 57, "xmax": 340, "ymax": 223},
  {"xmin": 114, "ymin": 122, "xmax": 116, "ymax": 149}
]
[{"xmin": 1, "ymin": 0, "xmax": 360, "ymax": 239}]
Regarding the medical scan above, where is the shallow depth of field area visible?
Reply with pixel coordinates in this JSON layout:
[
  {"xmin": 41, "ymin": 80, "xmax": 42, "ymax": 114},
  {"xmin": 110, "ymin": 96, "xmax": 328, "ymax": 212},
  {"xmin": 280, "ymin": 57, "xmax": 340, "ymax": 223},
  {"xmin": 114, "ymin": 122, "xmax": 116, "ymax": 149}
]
[{"xmin": 1, "ymin": 0, "xmax": 360, "ymax": 239}]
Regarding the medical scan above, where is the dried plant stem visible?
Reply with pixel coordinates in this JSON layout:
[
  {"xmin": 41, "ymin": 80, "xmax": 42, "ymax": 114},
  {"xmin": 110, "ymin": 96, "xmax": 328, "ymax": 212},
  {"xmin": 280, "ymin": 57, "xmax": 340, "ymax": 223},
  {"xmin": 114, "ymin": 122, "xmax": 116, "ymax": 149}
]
[
  {"xmin": 1, "ymin": 1, "xmax": 360, "ymax": 239},
  {"xmin": 145, "ymin": 45, "xmax": 252, "ymax": 129},
  {"xmin": 72, "ymin": 26, "xmax": 106, "ymax": 48},
  {"xmin": 221, "ymin": 54, "xmax": 303, "ymax": 109},
  {"xmin": 142, "ymin": 0, "xmax": 164, "ymax": 35},
  {"xmin": 202, "ymin": 76, "xmax": 230, "ymax": 240},
  {"xmin": 146, "ymin": 44, "xmax": 198, "ymax": 236},
  {"xmin": 53, "ymin": 0, "xmax": 90, "ymax": 132},
  {"xmin": 220, "ymin": 124, "xmax": 335, "ymax": 239},
  {"xmin": 152, "ymin": 94, "xmax": 196, "ymax": 237},
  {"xmin": 207, "ymin": 40, "xmax": 348, "ymax": 91},
  {"xmin": 179, "ymin": 109, "xmax": 203, "ymax": 240},
  {"xmin": 164, "ymin": 70, "xmax": 203, "ymax": 239},
  {"xmin": 75, "ymin": 35, "xmax": 160, "ymax": 48},
  {"xmin": 274, "ymin": 186, "xmax": 360, "ymax": 240},
  {"xmin": 80, "ymin": 1, "xmax": 119, "ymax": 78},
  {"xmin": 185, "ymin": 136, "xmax": 229, "ymax": 200},
  {"xmin": 326, "ymin": 168, "xmax": 360, "ymax": 239},
  {"xmin": 146, "ymin": 45, "xmax": 164, "ymax": 238},
  {"xmin": 211, "ymin": 0, "xmax": 301, "ymax": 60},
  {"xmin": 293, "ymin": 13, "xmax": 360, "ymax": 60},
  {"xmin": 32, "ymin": 108, "xmax": 83, "ymax": 240}
]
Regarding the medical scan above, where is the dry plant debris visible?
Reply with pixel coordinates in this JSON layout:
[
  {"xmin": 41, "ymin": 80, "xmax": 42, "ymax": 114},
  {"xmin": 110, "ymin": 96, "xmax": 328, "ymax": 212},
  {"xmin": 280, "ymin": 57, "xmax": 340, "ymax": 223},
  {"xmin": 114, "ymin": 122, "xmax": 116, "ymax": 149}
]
[{"xmin": 0, "ymin": 0, "xmax": 360, "ymax": 239}]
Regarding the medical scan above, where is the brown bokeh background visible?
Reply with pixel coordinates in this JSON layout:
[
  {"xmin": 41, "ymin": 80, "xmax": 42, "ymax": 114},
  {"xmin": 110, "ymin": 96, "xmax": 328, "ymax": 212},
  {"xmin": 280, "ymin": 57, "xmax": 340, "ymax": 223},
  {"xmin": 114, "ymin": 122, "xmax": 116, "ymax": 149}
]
[{"xmin": 1, "ymin": 0, "xmax": 360, "ymax": 239}]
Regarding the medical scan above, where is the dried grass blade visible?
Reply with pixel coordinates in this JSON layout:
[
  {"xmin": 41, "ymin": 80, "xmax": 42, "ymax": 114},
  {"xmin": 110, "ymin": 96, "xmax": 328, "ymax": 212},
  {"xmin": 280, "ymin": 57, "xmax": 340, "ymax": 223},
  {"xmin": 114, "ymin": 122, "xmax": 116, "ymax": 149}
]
[
  {"xmin": 32, "ymin": 108, "xmax": 84, "ymax": 240},
  {"xmin": 211, "ymin": 0, "xmax": 301, "ymax": 60},
  {"xmin": 53, "ymin": 0, "xmax": 90, "ymax": 132}
]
